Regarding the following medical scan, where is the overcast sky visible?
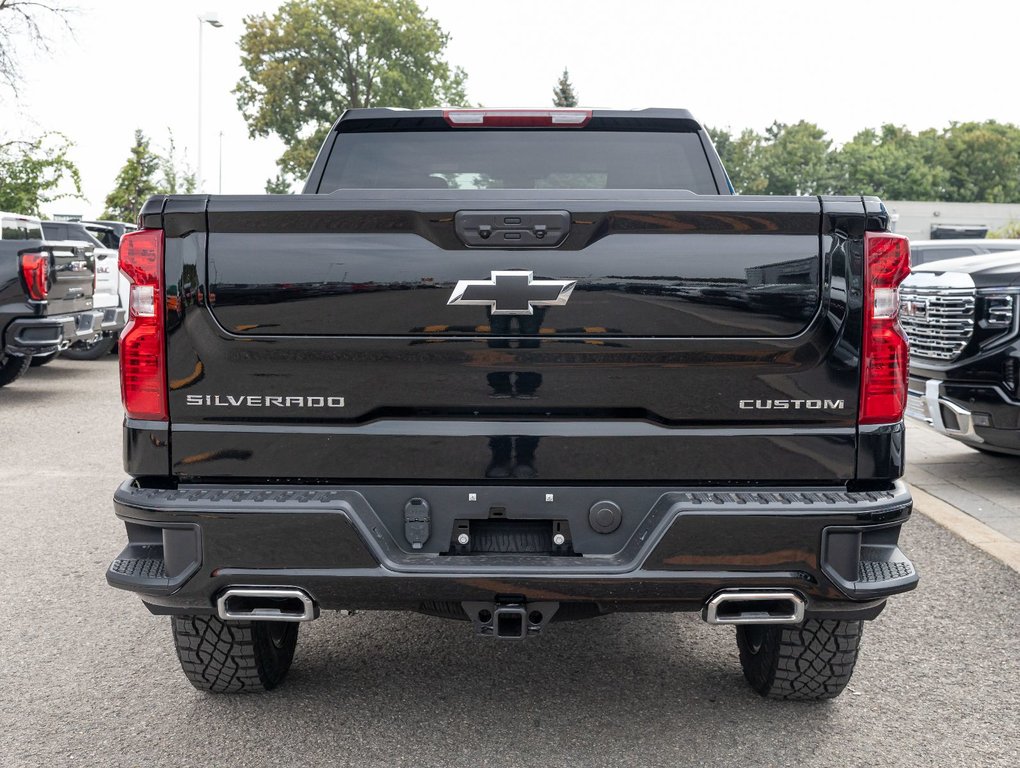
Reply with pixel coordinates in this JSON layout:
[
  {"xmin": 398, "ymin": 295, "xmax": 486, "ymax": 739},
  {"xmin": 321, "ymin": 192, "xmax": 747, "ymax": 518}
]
[{"xmin": 3, "ymin": 0, "xmax": 1018, "ymax": 218}]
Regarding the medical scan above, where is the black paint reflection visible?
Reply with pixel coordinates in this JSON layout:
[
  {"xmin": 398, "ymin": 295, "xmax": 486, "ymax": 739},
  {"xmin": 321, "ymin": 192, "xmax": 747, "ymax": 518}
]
[
  {"xmin": 485, "ymin": 308, "xmax": 545, "ymax": 478},
  {"xmin": 206, "ymin": 229, "xmax": 823, "ymax": 338}
]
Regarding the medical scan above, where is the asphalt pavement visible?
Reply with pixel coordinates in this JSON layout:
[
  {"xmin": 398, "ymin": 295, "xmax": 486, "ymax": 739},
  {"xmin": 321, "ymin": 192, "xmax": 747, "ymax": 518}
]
[{"xmin": 1, "ymin": 357, "xmax": 1018, "ymax": 767}]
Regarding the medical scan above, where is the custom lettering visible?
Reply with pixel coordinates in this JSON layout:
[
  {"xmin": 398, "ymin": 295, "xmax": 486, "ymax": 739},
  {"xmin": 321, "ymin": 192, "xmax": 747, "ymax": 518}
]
[{"xmin": 738, "ymin": 398, "xmax": 847, "ymax": 410}]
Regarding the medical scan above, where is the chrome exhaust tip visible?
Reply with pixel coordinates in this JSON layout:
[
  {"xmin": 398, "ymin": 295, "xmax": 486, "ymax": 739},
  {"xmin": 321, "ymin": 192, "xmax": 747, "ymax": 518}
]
[
  {"xmin": 216, "ymin": 587, "xmax": 318, "ymax": 622},
  {"xmin": 703, "ymin": 590, "xmax": 806, "ymax": 625}
]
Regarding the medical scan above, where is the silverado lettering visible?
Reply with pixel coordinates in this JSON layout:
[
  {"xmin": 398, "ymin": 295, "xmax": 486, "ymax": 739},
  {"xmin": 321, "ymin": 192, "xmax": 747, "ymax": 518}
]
[
  {"xmin": 107, "ymin": 107, "xmax": 917, "ymax": 701},
  {"xmin": 185, "ymin": 394, "xmax": 345, "ymax": 407}
]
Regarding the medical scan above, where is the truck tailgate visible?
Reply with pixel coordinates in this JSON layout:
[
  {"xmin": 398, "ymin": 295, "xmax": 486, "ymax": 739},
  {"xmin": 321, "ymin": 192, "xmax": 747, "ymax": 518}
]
[
  {"xmin": 162, "ymin": 192, "xmax": 867, "ymax": 483},
  {"xmin": 41, "ymin": 241, "xmax": 96, "ymax": 314}
]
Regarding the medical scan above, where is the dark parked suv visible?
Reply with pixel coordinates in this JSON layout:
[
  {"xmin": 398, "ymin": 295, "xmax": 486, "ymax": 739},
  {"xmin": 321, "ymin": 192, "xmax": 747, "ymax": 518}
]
[{"xmin": 903, "ymin": 250, "xmax": 1020, "ymax": 455}]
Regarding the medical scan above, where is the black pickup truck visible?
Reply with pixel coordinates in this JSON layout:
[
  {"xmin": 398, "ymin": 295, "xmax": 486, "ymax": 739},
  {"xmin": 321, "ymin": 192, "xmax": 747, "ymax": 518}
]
[
  {"xmin": 107, "ymin": 108, "xmax": 918, "ymax": 700},
  {"xmin": 903, "ymin": 250, "xmax": 1020, "ymax": 454},
  {"xmin": 0, "ymin": 212, "xmax": 101, "ymax": 385}
]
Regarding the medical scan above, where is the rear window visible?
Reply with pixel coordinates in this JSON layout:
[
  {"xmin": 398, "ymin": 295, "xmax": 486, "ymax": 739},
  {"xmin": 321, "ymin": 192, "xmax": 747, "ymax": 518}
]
[
  {"xmin": 86, "ymin": 226, "xmax": 119, "ymax": 249},
  {"xmin": 1, "ymin": 217, "xmax": 43, "ymax": 240},
  {"xmin": 318, "ymin": 130, "xmax": 718, "ymax": 193},
  {"xmin": 41, "ymin": 222, "xmax": 64, "ymax": 240}
]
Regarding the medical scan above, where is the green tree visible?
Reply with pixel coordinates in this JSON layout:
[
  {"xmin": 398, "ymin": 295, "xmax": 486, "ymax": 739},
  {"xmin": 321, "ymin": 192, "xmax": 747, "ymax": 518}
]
[
  {"xmin": 552, "ymin": 67, "xmax": 577, "ymax": 107},
  {"xmin": 265, "ymin": 173, "xmax": 294, "ymax": 194},
  {"xmin": 759, "ymin": 121, "xmax": 834, "ymax": 195},
  {"xmin": 708, "ymin": 126, "xmax": 767, "ymax": 194},
  {"xmin": 0, "ymin": 133, "xmax": 81, "ymax": 216},
  {"xmin": 940, "ymin": 121, "xmax": 1020, "ymax": 203},
  {"xmin": 102, "ymin": 130, "xmax": 160, "ymax": 222},
  {"xmin": 832, "ymin": 124, "xmax": 949, "ymax": 200},
  {"xmin": 989, "ymin": 220, "xmax": 1020, "ymax": 238},
  {"xmin": 235, "ymin": 0, "xmax": 468, "ymax": 187},
  {"xmin": 159, "ymin": 130, "xmax": 197, "ymax": 195},
  {"xmin": 102, "ymin": 130, "xmax": 203, "ymax": 221}
]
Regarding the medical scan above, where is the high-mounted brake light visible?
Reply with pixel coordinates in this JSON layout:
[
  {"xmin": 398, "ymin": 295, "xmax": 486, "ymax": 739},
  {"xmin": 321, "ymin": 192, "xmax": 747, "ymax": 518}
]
[
  {"xmin": 443, "ymin": 109, "xmax": 592, "ymax": 128},
  {"xmin": 20, "ymin": 252, "xmax": 50, "ymax": 301},
  {"xmin": 859, "ymin": 232, "xmax": 911, "ymax": 425},
  {"xmin": 119, "ymin": 228, "xmax": 167, "ymax": 422}
]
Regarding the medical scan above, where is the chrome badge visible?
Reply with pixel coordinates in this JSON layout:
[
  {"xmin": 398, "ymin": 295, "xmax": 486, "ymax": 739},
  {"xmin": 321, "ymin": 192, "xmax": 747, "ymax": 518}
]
[
  {"xmin": 447, "ymin": 270, "xmax": 576, "ymax": 316},
  {"xmin": 901, "ymin": 298, "xmax": 928, "ymax": 319}
]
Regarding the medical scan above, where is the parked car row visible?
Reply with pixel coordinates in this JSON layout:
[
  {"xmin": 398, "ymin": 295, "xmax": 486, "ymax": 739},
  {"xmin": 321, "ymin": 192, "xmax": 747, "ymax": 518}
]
[
  {"xmin": 0, "ymin": 211, "xmax": 135, "ymax": 387},
  {"xmin": 901, "ymin": 238, "xmax": 1020, "ymax": 457}
]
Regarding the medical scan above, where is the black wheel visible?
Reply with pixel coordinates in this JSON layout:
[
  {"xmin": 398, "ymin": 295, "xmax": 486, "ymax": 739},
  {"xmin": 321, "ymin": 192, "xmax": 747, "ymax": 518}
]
[
  {"xmin": 171, "ymin": 615, "xmax": 299, "ymax": 693},
  {"xmin": 0, "ymin": 354, "xmax": 30, "ymax": 387},
  {"xmin": 61, "ymin": 336, "xmax": 117, "ymax": 361},
  {"xmin": 29, "ymin": 352, "xmax": 59, "ymax": 367},
  {"xmin": 736, "ymin": 619, "xmax": 863, "ymax": 700}
]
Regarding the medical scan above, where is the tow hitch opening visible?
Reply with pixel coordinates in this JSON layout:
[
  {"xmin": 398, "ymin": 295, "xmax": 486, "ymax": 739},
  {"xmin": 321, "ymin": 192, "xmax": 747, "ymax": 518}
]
[{"xmin": 464, "ymin": 600, "xmax": 560, "ymax": 639}]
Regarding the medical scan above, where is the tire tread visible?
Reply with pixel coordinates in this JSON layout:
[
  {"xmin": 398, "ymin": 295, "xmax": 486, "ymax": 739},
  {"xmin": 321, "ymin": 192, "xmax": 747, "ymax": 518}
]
[
  {"xmin": 170, "ymin": 614, "xmax": 296, "ymax": 693},
  {"xmin": 737, "ymin": 619, "xmax": 863, "ymax": 700},
  {"xmin": 0, "ymin": 355, "xmax": 30, "ymax": 387}
]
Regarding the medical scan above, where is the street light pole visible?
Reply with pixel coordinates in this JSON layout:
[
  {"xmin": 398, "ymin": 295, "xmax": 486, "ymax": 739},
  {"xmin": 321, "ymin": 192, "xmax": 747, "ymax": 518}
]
[
  {"xmin": 218, "ymin": 131, "xmax": 224, "ymax": 193},
  {"xmin": 196, "ymin": 12, "xmax": 223, "ymax": 192}
]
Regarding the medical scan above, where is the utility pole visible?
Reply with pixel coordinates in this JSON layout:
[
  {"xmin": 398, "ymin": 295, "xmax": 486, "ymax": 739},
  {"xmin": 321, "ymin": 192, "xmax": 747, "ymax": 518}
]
[{"xmin": 197, "ymin": 12, "xmax": 223, "ymax": 192}]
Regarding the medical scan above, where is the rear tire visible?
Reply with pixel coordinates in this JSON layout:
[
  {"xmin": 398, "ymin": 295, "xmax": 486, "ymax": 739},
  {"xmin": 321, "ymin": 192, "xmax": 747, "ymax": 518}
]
[
  {"xmin": 736, "ymin": 619, "xmax": 863, "ymax": 700},
  {"xmin": 171, "ymin": 615, "xmax": 299, "ymax": 693},
  {"xmin": 61, "ymin": 336, "xmax": 117, "ymax": 361},
  {"xmin": 0, "ymin": 354, "xmax": 31, "ymax": 387}
]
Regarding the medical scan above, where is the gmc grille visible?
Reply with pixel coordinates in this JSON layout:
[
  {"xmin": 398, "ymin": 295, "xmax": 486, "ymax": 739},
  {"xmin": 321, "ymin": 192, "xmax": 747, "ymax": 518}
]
[{"xmin": 899, "ymin": 287, "xmax": 975, "ymax": 360}]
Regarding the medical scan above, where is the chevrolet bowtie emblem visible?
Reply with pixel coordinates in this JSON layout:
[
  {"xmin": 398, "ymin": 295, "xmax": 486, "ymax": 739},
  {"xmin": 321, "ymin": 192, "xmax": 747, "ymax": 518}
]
[{"xmin": 447, "ymin": 270, "xmax": 576, "ymax": 315}]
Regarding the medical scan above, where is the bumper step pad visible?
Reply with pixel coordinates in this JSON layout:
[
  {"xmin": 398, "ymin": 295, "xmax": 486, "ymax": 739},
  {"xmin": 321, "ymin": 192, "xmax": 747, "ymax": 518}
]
[
  {"xmin": 108, "ymin": 544, "xmax": 171, "ymax": 591},
  {"xmin": 110, "ymin": 556, "xmax": 167, "ymax": 581},
  {"xmin": 106, "ymin": 526, "xmax": 201, "ymax": 595},
  {"xmin": 857, "ymin": 559, "xmax": 914, "ymax": 583}
]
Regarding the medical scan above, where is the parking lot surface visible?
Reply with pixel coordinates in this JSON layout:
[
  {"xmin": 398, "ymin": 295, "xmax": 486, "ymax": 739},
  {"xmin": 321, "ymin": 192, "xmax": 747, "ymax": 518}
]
[{"xmin": 1, "ymin": 358, "xmax": 1019, "ymax": 767}]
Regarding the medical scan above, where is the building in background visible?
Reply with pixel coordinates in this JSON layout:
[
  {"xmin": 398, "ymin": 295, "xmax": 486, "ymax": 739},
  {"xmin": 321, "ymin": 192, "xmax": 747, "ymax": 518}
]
[{"xmin": 885, "ymin": 201, "xmax": 1020, "ymax": 241}]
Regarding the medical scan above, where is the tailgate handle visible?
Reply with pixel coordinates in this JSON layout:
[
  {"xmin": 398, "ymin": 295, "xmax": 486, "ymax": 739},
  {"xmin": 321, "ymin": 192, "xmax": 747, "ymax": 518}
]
[{"xmin": 455, "ymin": 210, "xmax": 570, "ymax": 247}]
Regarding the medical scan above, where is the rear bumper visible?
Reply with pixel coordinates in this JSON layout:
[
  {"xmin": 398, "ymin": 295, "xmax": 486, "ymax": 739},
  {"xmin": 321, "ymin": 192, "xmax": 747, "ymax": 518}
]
[
  {"xmin": 3, "ymin": 309, "xmax": 114, "ymax": 357},
  {"xmin": 97, "ymin": 305, "xmax": 127, "ymax": 334},
  {"xmin": 108, "ymin": 480, "xmax": 917, "ymax": 620},
  {"xmin": 907, "ymin": 375, "xmax": 1020, "ymax": 454}
]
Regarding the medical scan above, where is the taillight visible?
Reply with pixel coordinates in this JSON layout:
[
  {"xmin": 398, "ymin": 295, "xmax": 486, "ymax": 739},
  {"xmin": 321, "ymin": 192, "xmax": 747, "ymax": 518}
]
[
  {"xmin": 859, "ymin": 232, "xmax": 911, "ymax": 425},
  {"xmin": 443, "ymin": 109, "xmax": 592, "ymax": 128},
  {"xmin": 20, "ymin": 252, "xmax": 50, "ymax": 301},
  {"xmin": 119, "ymin": 229, "xmax": 167, "ymax": 421}
]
